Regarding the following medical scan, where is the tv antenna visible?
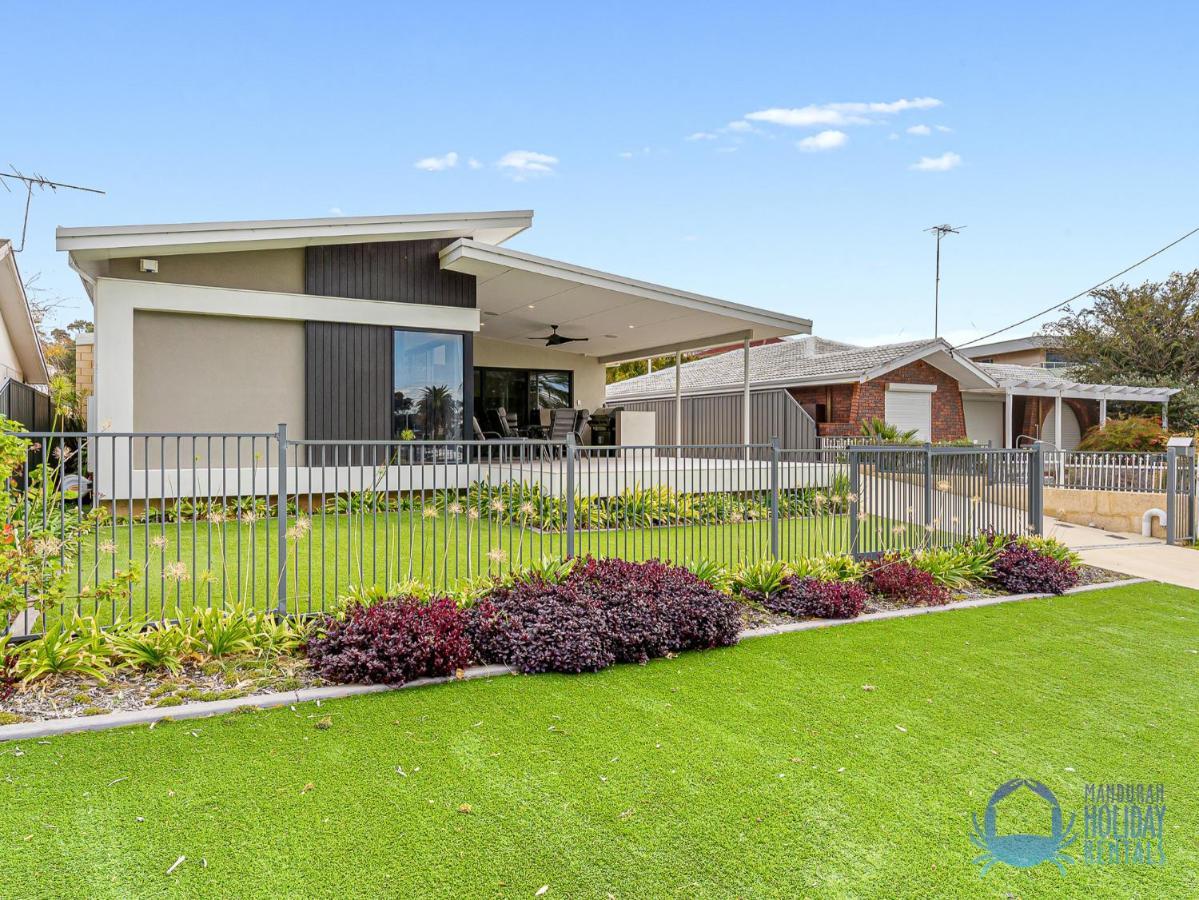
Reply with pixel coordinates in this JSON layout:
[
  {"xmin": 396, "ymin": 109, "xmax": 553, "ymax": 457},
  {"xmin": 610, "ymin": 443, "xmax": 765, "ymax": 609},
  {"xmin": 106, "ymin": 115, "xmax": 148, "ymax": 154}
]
[
  {"xmin": 0, "ymin": 167, "xmax": 106, "ymax": 252},
  {"xmin": 924, "ymin": 223, "xmax": 964, "ymax": 338}
]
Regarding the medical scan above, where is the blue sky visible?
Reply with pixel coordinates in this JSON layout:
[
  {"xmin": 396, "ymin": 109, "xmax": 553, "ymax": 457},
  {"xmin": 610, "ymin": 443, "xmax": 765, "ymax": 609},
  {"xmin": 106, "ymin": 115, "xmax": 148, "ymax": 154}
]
[{"xmin": 3, "ymin": 1, "xmax": 1197, "ymax": 345}]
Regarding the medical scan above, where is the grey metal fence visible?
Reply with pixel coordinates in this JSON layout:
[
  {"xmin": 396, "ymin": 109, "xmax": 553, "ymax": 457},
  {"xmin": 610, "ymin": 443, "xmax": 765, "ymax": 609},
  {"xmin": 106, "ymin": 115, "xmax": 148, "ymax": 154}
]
[{"xmin": 2, "ymin": 430, "xmax": 1042, "ymax": 637}]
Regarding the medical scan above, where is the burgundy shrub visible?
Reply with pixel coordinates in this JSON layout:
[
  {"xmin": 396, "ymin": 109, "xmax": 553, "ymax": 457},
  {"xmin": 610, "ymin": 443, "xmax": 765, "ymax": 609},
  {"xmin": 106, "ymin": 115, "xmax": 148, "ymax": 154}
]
[
  {"xmin": 467, "ymin": 580, "xmax": 615, "ymax": 674},
  {"xmin": 759, "ymin": 577, "xmax": 867, "ymax": 619},
  {"xmin": 306, "ymin": 596, "xmax": 471, "ymax": 685},
  {"xmin": 572, "ymin": 557, "xmax": 741, "ymax": 657},
  {"xmin": 468, "ymin": 558, "xmax": 741, "ymax": 674},
  {"xmin": 865, "ymin": 558, "xmax": 950, "ymax": 606},
  {"xmin": 990, "ymin": 543, "xmax": 1079, "ymax": 595},
  {"xmin": 1, "ymin": 648, "xmax": 18, "ymax": 703}
]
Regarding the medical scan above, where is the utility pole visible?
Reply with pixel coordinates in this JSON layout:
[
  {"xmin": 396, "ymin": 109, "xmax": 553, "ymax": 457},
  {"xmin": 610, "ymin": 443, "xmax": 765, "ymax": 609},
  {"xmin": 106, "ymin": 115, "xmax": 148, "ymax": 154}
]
[{"xmin": 924, "ymin": 224, "xmax": 964, "ymax": 338}]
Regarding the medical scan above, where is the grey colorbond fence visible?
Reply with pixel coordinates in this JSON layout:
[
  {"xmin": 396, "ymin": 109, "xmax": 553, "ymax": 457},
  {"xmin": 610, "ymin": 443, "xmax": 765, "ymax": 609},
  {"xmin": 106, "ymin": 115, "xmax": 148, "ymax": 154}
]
[
  {"xmin": 611, "ymin": 389, "xmax": 819, "ymax": 456},
  {"xmin": 3, "ymin": 430, "xmax": 1042, "ymax": 637}
]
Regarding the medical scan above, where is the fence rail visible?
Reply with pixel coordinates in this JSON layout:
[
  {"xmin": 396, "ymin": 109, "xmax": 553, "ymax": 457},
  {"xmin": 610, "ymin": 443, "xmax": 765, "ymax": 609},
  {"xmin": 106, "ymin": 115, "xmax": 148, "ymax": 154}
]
[
  {"xmin": 3, "ymin": 430, "xmax": 1043, "ymax": 637},
  {"xmin": 1042, "ymin": 450, "xmax": 1169, "ymax": 493}
]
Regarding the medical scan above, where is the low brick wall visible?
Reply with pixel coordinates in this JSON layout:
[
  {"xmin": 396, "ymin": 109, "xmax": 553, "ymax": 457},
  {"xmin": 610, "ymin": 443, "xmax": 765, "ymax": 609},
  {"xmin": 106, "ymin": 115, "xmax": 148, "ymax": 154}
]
[{"xmin": 1045, "ymin": 486, "xmax": 1167, "ymax": 538}]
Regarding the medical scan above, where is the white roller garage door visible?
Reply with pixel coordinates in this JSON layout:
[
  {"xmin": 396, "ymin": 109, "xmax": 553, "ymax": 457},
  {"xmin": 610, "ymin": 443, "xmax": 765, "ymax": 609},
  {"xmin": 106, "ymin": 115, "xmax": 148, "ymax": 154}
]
[
  {"xmin": 964, "ymin": 397, "xmax": 1004, "ymax": 448},
  {"xmin": 884, "ymin": 386, "xmax": 933, "ymax": 441}
]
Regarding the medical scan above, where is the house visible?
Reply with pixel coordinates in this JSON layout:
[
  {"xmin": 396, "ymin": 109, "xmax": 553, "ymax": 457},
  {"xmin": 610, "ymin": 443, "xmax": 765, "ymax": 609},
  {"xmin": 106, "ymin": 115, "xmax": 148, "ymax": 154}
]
[
  {"xmin": 56, "ymin": 211, "xmax": 810, "ymax": 445},
  {"xmin": 957, "ymin": 334, "xmax": 1067, "ymax": 369},
  {"xmin": 604, "ymin": 335, "xmax": 1179, "ymax": 450},
  {"xmin": 0, "ymin": 240, "xmax": 52, "ymax": 429}
]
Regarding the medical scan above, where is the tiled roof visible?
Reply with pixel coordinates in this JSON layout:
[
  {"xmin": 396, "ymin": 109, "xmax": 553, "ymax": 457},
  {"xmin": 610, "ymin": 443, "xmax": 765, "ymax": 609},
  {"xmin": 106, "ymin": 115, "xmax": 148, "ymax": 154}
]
[
  {"xmin": 605, "ymin": 335, "xmax": 939, "ymax": 399},
  {"xmin": 978, "ymin": 363, "xmax": 1179, "ymax": 398}
]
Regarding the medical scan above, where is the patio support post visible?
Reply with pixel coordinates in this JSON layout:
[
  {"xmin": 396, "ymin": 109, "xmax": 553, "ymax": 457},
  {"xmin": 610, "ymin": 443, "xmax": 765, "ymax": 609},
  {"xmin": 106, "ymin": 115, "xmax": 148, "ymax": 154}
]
[
  {"xmin": 1054, "ymin": 394, "xmax": 1064, "ymax": 482},
  {"xmin": 674, "ymin": 349, "xmax": 682, "ymax": 460},
  {"xmin": 275, "ymin": 422, "xmax": 288, "ymax": 617},
  {"xmin": 769, "ymin": 436, "xmax": 780, "ymax": 559},
  {"xmin": 1004, "ymin": 389, "xmax": 1013, "ymax": 448},
  {"xmin": 564, "ymin": 432, "xmax": 576, "ymax": 559},
  {"xmin": 1099, "ymin": 397, "xmax": 1108, "ymax": 429},
  {"xmin": 742, "ymin": 337, "xmax": 751, "ymax": 459}
]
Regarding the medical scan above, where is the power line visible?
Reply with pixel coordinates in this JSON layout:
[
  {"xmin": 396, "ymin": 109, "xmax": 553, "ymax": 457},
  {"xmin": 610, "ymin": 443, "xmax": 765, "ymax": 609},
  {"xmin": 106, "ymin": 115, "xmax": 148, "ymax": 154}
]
[
  {"xmin": 959, "ymin": 224, "xmax": 1199, "ymax": 348},
  {"xmin": 0, "ymin": 167, "xmax": 106, "ymax": 252},
  {"xmin": 925, "ymin": 223, "xmax": 964, "ymax": 338}
]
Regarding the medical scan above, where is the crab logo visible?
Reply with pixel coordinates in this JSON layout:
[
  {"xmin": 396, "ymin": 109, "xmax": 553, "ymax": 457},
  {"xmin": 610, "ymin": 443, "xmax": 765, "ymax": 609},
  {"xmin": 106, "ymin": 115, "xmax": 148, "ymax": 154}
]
[{"xmin": 970, "ymin": 779, "xmax": 1077, "ymax": 876}]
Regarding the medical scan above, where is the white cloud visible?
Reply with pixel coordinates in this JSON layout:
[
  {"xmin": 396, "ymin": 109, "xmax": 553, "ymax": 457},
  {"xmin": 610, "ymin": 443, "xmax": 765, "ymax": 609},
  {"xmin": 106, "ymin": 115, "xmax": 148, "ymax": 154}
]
[
  {"xmin": 328, "ymin": 207, "xmax": 344, "ymax": 216},
  {"xmin": 906, "ymin": 124, "xmax": 931, "ymax": 136},
  {"xmin": 413, "ymin": 151, "xmax": 458, "ymax": 172},
  {"xmin": 725, "ymin": 120, "xmax": 755, "ymax": 133},
  {"xmin": 686, "ymin": 131, "xmax": 718, "ymax": 141},
  {"xmin": 935, "ymin": 124, "xmax": 953, "ymax": 133},
  {"xmin": 910, "ymin": 151, "xmax": 962, "ymax": 172},
  {"xmin": 797, "ymin": 130, "xmax": 848, "ymax": 152},
  {"xmin": 618, "ymin": 151, "xmax": 634, "ymax": 159},
  {"xmin": 468, "ymin": 157, "xmax": 483, "ymax": 169},
  {"xmin": 746, "ymin": 97, "xmax": 941, "ymax": 129},
  {"xmin": 496, "ymin": 149, "xmax": 559, "ymax": 179},
  {"xmin": 715, "ymin": 145, "xmax": 739, "ymax": 154}
]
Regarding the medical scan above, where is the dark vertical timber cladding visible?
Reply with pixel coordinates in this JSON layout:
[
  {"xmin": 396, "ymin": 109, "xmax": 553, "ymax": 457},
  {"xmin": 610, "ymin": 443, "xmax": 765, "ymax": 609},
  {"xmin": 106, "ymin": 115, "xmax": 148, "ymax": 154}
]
[
  {"xmin": 304, "ymin": 239, "xmax": 476, "ymax": 308},
  {"xmin": 305, "ymin": 322, "xmax": 393, "ymax": 464}
]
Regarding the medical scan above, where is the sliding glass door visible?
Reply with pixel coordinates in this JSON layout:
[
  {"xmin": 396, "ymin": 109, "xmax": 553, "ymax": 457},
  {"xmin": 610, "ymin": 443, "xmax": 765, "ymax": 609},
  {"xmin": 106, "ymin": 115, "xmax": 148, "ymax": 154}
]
[{"xmin": 474, "ymin": 367, "xmax": 573, "ymax": 433}]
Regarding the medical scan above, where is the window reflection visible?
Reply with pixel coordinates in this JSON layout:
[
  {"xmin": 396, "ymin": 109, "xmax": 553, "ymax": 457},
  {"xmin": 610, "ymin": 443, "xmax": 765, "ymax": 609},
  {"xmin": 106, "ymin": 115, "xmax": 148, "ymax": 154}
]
[{"xmin": 393, "ymin": 331, "xmax": 464, "ymax": 440}]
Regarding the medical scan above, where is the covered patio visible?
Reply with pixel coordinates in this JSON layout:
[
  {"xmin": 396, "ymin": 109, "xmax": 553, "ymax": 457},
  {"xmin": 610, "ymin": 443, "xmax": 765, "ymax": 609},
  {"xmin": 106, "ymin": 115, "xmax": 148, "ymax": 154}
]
[
  {"xmin": 440, "ymin": 238, "xmax": 812, "ymax": 448},
  {"xmin": 968, "ymin": 363, "xmax": 1180, "ymax": 450}
]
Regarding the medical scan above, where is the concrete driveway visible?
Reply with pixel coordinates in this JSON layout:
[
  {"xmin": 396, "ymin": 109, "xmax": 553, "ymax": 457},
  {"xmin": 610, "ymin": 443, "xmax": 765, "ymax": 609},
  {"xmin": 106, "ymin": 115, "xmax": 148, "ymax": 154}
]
[{"xmin": 1044, "ymin": 517, "xmax": 1199, "ymax": 590}]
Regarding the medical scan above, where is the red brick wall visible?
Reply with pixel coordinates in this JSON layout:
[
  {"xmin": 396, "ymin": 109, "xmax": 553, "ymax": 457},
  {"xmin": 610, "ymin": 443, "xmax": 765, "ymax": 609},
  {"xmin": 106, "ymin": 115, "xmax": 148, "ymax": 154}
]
[
  {"xmin": 789, "ymin": 384, "xmax": 854, "ymax": 423},
  {"xmin": 794, "ymin": 361, "xmax": 968, "ymax": 441},
  {"xmin": 851, "ymin": 360, "xmax": 967, "ymax": 442},
  {"xmin": 1019, "ymin": 396, "xmax": 1099, "ymax": 442}
]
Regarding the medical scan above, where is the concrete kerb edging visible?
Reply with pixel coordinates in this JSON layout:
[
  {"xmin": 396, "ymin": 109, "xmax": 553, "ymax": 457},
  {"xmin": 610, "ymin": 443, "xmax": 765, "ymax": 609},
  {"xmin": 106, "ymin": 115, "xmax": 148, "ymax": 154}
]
[{"xmin": 0, "ymin": 579, "xmax": 1148, "ymax": 742}]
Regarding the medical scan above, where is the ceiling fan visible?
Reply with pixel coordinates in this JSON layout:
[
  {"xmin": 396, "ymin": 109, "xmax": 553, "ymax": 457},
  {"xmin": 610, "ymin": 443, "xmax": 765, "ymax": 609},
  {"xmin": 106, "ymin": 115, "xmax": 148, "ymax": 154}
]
[{"xmin": 529, "ymin": 324, "xmax": 588, "ymax": 347}]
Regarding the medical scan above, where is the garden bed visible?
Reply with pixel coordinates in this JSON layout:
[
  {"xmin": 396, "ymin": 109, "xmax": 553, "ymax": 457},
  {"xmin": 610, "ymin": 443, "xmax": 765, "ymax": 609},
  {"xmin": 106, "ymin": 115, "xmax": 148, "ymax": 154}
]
[{"xmin": 3, "ymin": 534, "xmax": 1116, "ymax": 731}]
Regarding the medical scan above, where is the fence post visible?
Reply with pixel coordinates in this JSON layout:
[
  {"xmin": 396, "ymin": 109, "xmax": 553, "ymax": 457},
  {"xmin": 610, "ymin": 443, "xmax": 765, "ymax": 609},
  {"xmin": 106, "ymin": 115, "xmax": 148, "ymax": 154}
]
[
  {"xmin": 1028, "ymin": 442, "xmax": 1044, "ymax": 535},
  {"xmin": 769, "ymin": 436, "xmax": 780, "ymax": 560},
  {"xmin": 1166, "ymin": 446, "xmax": 1178, "ymax": 546},
  {"xmin": 276, "ymin": 422, "xmax": 288, "ymax": 616},
  {"xmin": 848, "ymin": 448, "xmax": 860, "ymax": 559},
  {"xmin": 923, "ymin": 443, "xmax": 934, "ymax": 542},
  {"xmin": 564, "ymin": 432, "xmax": 576, "ymax": 559}
]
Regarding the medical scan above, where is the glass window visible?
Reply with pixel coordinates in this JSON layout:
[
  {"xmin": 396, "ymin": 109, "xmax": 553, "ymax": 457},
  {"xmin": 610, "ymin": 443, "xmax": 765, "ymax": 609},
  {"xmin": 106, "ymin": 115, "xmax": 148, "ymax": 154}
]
[
  {"xmin": 393, "ymin": 331, "xmax": 464, "ymax": 439},
  {"xmin": 473, "ymin": 367, "xmax": 572, "ymax": 433},
  {"xmin": 533, "ymin": 371, "xmax": 572, "ymax": 411}
]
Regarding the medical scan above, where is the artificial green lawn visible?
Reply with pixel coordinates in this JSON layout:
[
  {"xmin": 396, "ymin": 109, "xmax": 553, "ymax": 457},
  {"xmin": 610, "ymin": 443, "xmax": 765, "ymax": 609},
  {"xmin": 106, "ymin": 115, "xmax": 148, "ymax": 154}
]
[
  {"xmin": 3, "ymin": 582, "xmax": 1196, "ymax": 898},
  {"xmin": 61, "ymin": 512, "xmax": 921, "ymax": 624}
]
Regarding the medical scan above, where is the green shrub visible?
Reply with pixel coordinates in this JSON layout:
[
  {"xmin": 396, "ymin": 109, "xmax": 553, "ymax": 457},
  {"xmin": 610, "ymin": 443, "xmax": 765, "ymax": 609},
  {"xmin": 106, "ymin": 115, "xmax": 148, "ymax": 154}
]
[
  {"xmin": 16, "ymin": 621, "xmax": 113, "ymax": 682},
  {"xmin": 1017, "ymin": 535, "xmax": 1079, "ymax": 566},
  {"xmin": 788, "ymin": 554, "xmax": 864, "ymax": 582},
  {"xmin": 733, "ymin": 559, "xmax": 791, "ymax": 599},
  {"xmin": 680, "ymin": 558, "xmax": 733, "ymax": 593},
  {"xmin": 859, "ymin": 417, "xmax": 919, "ymax": 444}
]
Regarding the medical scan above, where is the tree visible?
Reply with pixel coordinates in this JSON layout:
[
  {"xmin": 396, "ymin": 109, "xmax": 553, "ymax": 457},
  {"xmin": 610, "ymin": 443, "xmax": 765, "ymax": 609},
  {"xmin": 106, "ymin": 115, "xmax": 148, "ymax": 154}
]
[{"xmin": 1044, "ymin": 270, "xmax": 1199, "ymax": 431}]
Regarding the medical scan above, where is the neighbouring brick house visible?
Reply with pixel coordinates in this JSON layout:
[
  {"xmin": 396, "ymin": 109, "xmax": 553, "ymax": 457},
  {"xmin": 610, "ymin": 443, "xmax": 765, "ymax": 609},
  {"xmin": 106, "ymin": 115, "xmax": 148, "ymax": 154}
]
[{"xmin": 605, "ymin": 335, "xmax": 1178, "ymax": 449}]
